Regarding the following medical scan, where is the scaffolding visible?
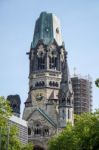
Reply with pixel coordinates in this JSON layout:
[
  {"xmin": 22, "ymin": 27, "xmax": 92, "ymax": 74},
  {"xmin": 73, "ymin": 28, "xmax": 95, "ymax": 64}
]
[{"xmin": 71, "ymin": 74, "xmax": 92, "ymax": 114}]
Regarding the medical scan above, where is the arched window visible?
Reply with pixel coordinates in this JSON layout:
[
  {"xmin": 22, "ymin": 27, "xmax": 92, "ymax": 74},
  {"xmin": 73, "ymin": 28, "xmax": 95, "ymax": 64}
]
[
  {"xmin": 68, "ymin": 109, "xmax": 70, "ymax": 119},
  {"xmin": 34, "ymin": 128, "xmax": 41, "ymax": 135},
  {"xmin": 43, "ymin": 127, "xmax": 49, "ymax": 136},
  {"xmin": 49, "ymin": 81, "xmax": 52, "ymax": 86},
  {"xmin": 62, "ymin": 98, "xmax": 65, "ymax": 103},
  {"xmin": 35, "ymin": 81, "xmax": 45, "ymax": 87},
  {"xmin": 34, "ymin": 121, "xmax": 42, "ymax": 136},
  {"xmin": 62, "ymin": 109, "xmax": 64, "ymax": 113},
  {"xmin": 49, "ymin": 56, "xmax": 57, "ymax": 69},
  {"xmin": 55, "ymin": 82, "xmax": 58, "ymax": 87},
  {"xmin": 49, "ymin": 81, "xmax": 58, "ymax": 87},
  {"xmin": 28, "ymin": 127, "xmax": 31, "ymax": 135},
  {"xmin": 42, "ymin": 81, "xmax": 45, "ymax": 86},
  {"xmin": 35, "ymin": 82, "xmax": 39, "ymax": 87},
  {"xmin": 40, "ymin": 81, "xmax": 45, "ymax": 86},
  {"xmin": 67, "ymin": 98, "xmax": 70, "ymax": 105},
  {"xmin": 52, "ymin": 82, "xmax": 55, "ymax": 86},
  {"xmin": 38, "ymin": 56, "xmax": 45, "ymax": 70},
  {"xmin": 62, "ymin": 109, "xmax": 65, "ymax": 120}
]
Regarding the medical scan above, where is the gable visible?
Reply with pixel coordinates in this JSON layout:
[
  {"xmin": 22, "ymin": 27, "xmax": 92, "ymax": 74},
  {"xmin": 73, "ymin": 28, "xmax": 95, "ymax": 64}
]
[{"xmin": 27, "ymin": 108, "xmax": 57, "ymax": 128}]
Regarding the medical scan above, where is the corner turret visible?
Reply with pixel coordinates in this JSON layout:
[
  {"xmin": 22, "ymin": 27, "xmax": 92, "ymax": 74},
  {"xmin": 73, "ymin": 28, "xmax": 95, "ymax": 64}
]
[{"xmin": 58, "ymin": 49, "xmax": 74, "ymax": 127}]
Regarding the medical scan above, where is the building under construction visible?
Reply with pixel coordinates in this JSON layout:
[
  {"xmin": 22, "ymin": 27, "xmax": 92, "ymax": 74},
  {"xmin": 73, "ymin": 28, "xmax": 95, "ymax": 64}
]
[{"xmin": 71, "ymin": 75, "xmax": 92, "ymax": 114}]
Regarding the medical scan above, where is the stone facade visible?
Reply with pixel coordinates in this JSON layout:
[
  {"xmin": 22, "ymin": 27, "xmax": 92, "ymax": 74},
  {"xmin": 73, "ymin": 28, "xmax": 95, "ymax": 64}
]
[
  {"xmin": 7, "ymin": 95, "xmax": 21, "ymax": 117},
  {"xmin": 23, "ymin": 12, "xmax": 74, "ymax": 150}
]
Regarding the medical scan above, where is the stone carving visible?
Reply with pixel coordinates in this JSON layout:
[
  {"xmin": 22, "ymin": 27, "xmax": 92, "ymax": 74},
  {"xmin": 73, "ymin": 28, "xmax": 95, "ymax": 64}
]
[
  {"xmin": 47, "ymin": 44, "xmax": 57, "ymax": 57},
  {"xmin": 60, "ymin": 48, "xmax": 64, "ymax": 62},
  {"xmin": 37, "ymin": 45, "xmax": 45, "ymax": 58},
  {"xmin": 36, "ymin": 93, "xmax": 43, "ymax": 101}
]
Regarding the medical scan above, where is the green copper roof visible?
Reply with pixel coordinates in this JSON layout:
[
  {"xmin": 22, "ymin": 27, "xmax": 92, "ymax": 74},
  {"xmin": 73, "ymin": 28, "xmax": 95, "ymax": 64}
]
[
  {"xmin": 31, "ymin": 12, "xmax": 63, "ymax": 48},
  {"xmin": 38, "ymin": 108, "xmax": 57, "ymax": 127}
]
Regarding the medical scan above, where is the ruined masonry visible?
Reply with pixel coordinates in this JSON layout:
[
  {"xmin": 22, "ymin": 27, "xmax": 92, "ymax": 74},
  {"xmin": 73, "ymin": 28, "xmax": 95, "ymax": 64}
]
[{"xmin": 23, "ymin": 12, "xmax": 74, "ymax": 150}]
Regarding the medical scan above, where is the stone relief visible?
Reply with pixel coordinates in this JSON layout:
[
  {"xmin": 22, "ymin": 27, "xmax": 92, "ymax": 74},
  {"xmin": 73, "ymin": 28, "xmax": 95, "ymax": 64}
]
[
  {"xmin": 37, "ymin": 44, "xmax": 46, "ymax": 58},
  {"xmin": 47, "ymin": 44, "xmax": 57, "ymax": 57}
]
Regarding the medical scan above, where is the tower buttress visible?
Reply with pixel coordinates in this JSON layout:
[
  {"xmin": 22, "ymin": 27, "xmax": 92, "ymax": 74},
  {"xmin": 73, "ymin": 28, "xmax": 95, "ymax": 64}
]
[{"xmin": 58, "ymin": 50, "xmax": 74, "ymax": 127}]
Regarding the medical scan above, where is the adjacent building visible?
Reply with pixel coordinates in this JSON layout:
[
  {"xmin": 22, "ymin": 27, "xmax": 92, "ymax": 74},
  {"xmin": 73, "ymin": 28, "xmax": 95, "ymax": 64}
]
[
  {"xmin": 7, "ymin": 95, "xmax": 28, "ymax": 145},
  {"xmin": 71, "ymin": 75, "xmax": 92, "ymax": 114},
  {"xmin": 7, "ymin": 95, "xmax": 21, "ymax": 117},
  {"xmin": 9, "ymin": 115, "xmax": 28, "ymax": 145}
]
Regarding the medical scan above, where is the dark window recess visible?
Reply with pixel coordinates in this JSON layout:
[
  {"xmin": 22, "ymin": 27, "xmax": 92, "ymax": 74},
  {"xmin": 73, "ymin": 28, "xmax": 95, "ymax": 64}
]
[
  {"xmin": 59, "ymin": 98, "xmax": 65, "ymax": 104},
  {"xmin": 63, "ymin": 109, "xmax": 64, "ymax": 113},
  {"xmin": 13, "ymin": 104, "xmax": 17, "ymax": 109},
  {"xmin": 28, "ymin": 127, "xmax": 31, "ymax": 135},
  {"xmin": 62, "ymin": 109, "xmax": 65, "ymax": 120},
  {"xmin": 49, "ymin": 56, "xmax": 57, "ymax": 69},
  {"xmin": 49, "ymin": 81, "xmax": 52, "ymax": 86},
  {"xmin": 33, "ymin": 121, "xmax": 42, "ymax": 135},
  {"xmin": 38, "ymin": 57, "xmax": 45, "ymax": 70},
  {"xmin": 55, "ymin": 82, "xmax": 58, "ymax": 87},
  {"xmin": 35, "ymin": 81, "xmax": 45, "ymax": 87},
  {"xmin": 53, "ymin": 82, "xmax": 55, "ymax": 86},
  {"xmin": 35, "ymin": 82, "xmax": 38, "ymax": 87},
  {"xmin": 34, "ymin": 128, "xmax": 41, "ymax": 135},
  {"xmin": 49, "ymin": 81, "xmax": 58, "ymax": 87},
  {"xmin": 68, "ymin": 109, "xmax": 70, "ymax": 119},
  {"xmin": 62, "ymin": 98, "xmax": 65, "ymax": 103},
  {"xmin": 43, "ymin": 128, "xmax": 49, "ymax": 136},
  {"xmin": 67, "ymin": 99, "xmax": 70, "ymax": 105}
]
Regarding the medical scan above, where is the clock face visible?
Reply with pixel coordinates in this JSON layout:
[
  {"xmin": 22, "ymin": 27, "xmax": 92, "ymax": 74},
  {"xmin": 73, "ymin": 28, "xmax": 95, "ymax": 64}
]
[
  {"xmin": 45, "ymin": 27, "xmax": 49, "ymax": 32},
  {"xmin": 36, "ymin": 93, "xmax": 43, "ymax": 101}
]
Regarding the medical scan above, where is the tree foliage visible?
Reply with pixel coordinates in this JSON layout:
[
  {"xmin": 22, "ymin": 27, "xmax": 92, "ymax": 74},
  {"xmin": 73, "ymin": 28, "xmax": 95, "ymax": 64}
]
[
  {"xmin": 48, "ymin": 110, "xmax": 99, "ymax": 150},
  {"xmin": 95, "ymin": 78, "xmax": 99, "ymax": 88},
  {"xmin": 21, "ymin": 143, "xmax": 34, "ymax": 150},
  {"xmin": 0, "ymin": 96, "xmax": 33, "ymax": 150},
  {"xmin": 0, "ymin": 96, "xmax": 12, "ymax": 126}
]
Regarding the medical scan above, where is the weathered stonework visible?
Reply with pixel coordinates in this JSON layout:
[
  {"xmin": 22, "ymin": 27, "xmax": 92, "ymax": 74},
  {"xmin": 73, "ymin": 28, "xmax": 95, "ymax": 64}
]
[{"xmin": 23, "ymin": 12, "xmax": 74, "ymax": 150}]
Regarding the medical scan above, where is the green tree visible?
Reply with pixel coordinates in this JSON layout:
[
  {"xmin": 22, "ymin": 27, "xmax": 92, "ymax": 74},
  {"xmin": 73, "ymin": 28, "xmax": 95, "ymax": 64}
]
[
  {"xmin": 21, "ymin": 143, "xmax": 33, "ymax": 150},
  {"xmin": 48, "ymin": 124, "xmax": 76, "ymax": 150},
  {"xmin": 1, "ymin": 125, "xmax": 21, "ymax": 150},
  {"xmin": 0, "ymin": 96, "xmax": 12, "ymax": 126},
  {"xmin": 48, "ymin": 110, "xmax": 99, "ymax": 150},
  {"xmin": 95, "ymin": 78, "xmax": 99, "ymax": 88},
  {"xmin": 0, "ymin": 96, "xmax": 34, "ymax": 150},
  {"xmin": 0, "ymin": 96, "xmax": 20, "ymax": 150}
]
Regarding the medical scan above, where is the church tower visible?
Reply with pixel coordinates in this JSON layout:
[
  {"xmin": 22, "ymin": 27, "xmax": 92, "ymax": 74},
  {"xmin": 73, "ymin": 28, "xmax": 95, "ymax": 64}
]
[
  {"xmin": 7, "ymin": 95, "xmax": 21, "ymax": 117},
  {"xmin": 23, "ymin": 12, "xmax": 74, "ymax": 149}
]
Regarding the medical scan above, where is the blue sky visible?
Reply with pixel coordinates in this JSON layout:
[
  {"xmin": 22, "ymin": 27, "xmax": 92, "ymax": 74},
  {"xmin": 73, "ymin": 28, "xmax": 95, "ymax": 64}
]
[{"xmin": 0, "ymin": 0, "xmax": 99, "ymax": 115}]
